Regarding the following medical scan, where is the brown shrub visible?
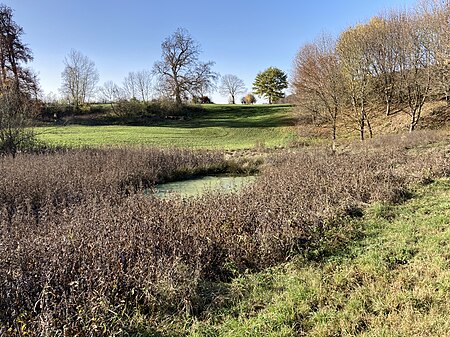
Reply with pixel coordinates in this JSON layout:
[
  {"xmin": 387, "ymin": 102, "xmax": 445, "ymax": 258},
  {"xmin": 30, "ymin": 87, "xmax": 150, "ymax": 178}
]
[{"xmin": 0, "ymin": 132, "xmax": 448, "ymax": 335}]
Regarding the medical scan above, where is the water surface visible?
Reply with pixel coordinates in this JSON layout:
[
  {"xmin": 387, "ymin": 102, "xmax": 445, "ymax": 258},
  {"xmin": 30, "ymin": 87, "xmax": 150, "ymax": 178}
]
[{"xmin": 155, "ymin": 175, "xmax": 255, "ymax": 198}]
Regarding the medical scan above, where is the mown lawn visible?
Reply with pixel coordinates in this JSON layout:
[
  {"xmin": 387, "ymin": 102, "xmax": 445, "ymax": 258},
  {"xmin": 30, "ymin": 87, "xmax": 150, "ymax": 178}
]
[
  {"xmin": 35, "ymin": 104, "xmax": 300, "ymax": 149},
  {"xmin": 160, "ymin": 179, "xmax": 450, "ymax": 336}
]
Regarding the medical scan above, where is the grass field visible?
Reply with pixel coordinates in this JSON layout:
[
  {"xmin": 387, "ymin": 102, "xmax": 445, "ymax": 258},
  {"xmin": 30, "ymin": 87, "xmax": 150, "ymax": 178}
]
[
  {"xmin": 184, "ymin": 179, "xmax": 450, "ymax": 336},
  {"xmin": 35, "ymin": 104, "xmax": 299, "ymax": 149}
]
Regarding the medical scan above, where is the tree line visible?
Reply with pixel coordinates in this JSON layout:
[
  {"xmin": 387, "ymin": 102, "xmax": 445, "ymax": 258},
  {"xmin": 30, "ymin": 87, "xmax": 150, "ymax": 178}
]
[
  {"xmin": 58, "ymin": 27, "xmax": 288, "ymax": 107},
  {"xmin": 0, "ymin": 3, "xmax": 288, "ymax": 154},
  {"xmin": 0, "ymin": 3, "xmax": 289, "ymax": 108},
  {"xmin": 292, "ymin": 0, "xmax": 449, "ymax": 141},
  {"xmin": 0, "ymin": 1, "xmax": 448, "ymax": 155}
]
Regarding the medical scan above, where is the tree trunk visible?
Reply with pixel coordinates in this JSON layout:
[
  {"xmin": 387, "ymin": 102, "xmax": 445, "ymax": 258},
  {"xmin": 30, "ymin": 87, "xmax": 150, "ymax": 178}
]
[
  {"xmin": 173, "ymin": 73, "xmax": 182, "ymax": 105},
  {"xmin": 359, "ymin": 103, "xmax": 365, "ymax": 141},
  {"xmin": 332, "ymin": 121, "xmax": 337, "ymax": 153},
  {"xmin": 366, "ymin": 117, "xmax": 373, "ymax": 138},
  {"xmin": 385, "ymin": 98, "xmax": 391, "ymax": 116},
  {"xmin": 175, "ymin": 88, "xmax": 182, "ymax": 105},
  {"xmin": 359, "ymin": 118, "xmax": 365, "ymax": 140},
  {"xmin": 409, "ymin": 119, "xmax": 415, "ymax": 132},
  {"xmin": 409, "ymin": 108, "xmax": 416, "ymax": 132}
]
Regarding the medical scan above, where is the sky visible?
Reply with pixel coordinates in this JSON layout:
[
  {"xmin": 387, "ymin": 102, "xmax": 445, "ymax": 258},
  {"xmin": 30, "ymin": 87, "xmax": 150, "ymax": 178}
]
[{"xmin": 4, "ymin": 0, "xmax": 418, "ymax": 103}]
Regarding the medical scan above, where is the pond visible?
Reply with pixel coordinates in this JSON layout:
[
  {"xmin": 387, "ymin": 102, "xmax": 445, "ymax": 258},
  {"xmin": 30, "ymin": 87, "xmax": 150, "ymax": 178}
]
[{"xmin": 154, "ymin": 175, "xmax": 256, "ymax": 198}]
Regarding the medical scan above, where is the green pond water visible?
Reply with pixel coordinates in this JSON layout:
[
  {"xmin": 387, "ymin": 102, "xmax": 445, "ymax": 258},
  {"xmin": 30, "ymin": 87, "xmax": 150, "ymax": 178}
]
[{"xmin": 155, "ymin": 175, "xmax": 256, "ymax": 198}]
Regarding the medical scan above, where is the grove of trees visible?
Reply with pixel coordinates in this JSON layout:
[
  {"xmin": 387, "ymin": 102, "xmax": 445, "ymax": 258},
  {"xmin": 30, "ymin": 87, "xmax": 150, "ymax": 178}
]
[{"xmin": 292, "ymin": 0, "xmax": 449, "ymax": 139}]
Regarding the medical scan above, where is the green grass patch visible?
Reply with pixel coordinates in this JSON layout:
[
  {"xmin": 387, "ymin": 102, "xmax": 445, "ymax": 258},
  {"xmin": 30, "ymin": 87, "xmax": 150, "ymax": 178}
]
[
  {"xmin": 156, "ymin": 179, "xmax": 450, "ymax": 336},
  {"xmin": 35, "ymin": 104, "xmax": 300, "ymax": 150}
]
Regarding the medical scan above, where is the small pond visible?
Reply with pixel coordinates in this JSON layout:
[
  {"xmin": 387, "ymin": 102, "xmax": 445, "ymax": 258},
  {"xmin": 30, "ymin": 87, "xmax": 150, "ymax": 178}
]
[{"xmin": 155, "ymin": 175, "xmax": 256, "ymax": 198}]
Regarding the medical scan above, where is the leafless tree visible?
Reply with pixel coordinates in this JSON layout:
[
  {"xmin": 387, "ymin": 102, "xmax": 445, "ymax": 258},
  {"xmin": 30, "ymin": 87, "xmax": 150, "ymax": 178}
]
[
  {"xmin": 337, "ymin": 24, "xmax": 375, "ymax": 140},
  {"xmin": 153, "ymin": 28, "xmax": 217, "ymax": 105},
  {"xmin": 43, "ymin": 91, "xmax": 59, "ymax": 104},
  {"xmin": 293, "ymin": 34, "xmax": 344, "ymax": 149},
  {"xmin": 418, "ymin": 0, "xmax": 450, "ymax": 104},
  {"xmin": 189, "ymin": 62, "xmax": 219, "ymax": 100},
  {"xmin": 362, "ymin": 15, "xmax": 403, "ymax": 116},
  {"xmin": 60, "ymin": 50, "xmax": 99, "ymax": 108},
  {"xmin": 123, "ymin": 70, "xmax": 154, "ymax": 102},
  {"xmin": 219, "ymin": 74, "xmax": 246, "ymax": 104},
  {"xmin": 99, "ymin": 81, "xmax": 122, "ymax": 102},
  {"xmin": 395, "ymin": 10, "xmax": 435, "ymax": 131},
  {"xmin": 98, "ymin": 80, "xmax": 123, "ymax": 114},
  {"xmin": 135, "ymin": 70, "xmax": 153, "ymax": 102},
  {"xmin": 122, "ymin": 72, "xmax": 137, "ymax": 100}
]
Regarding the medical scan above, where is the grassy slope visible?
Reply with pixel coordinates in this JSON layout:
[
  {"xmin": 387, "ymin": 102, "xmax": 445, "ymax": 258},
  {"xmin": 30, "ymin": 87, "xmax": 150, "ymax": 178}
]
[
  {"xmin": 174, "ymin": 179, "xmax": 450, "ymax": 336},
  {"xmin": 35, "ymin": 104, "xmax": 299, "ymax": 150}
]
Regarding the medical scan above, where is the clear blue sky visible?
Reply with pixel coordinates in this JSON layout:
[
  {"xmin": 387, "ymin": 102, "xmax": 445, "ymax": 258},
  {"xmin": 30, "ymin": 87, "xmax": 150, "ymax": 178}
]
[{"xmin": 4, "ymin": 0, "xmax": 416, "ymax": 103}]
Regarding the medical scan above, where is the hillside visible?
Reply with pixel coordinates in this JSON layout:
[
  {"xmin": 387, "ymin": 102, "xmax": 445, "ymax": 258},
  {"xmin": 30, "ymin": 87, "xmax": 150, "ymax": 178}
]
[
  {"xmin": 35, "ymin": 104, "xmax": 299, "ymax": 150},
  {"xmin": 35, "ymin": 101, "xmax": 449, "ymax": 152},
  {"xmin": 295, "ymin": 100, "xmax": 450, "ymax": 142}
]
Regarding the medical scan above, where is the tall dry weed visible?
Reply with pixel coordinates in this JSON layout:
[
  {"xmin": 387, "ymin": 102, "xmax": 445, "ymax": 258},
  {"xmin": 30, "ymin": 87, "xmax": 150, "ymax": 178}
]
[{"xmin": 0, "ymin": 132, "xmax": 448, "ymax": 335}]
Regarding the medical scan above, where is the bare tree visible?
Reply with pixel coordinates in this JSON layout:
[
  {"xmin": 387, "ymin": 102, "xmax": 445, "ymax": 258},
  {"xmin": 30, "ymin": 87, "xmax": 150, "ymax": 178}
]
[
  {"xmin": 395, "ymin": 10, "xmax": 435, "ymax": 131},
  {"xmin": 122, "ymin": 71, "xmax": 137, "ymax": 100},
  {"xmin": 99, "ymin": 81, "xmax": 122, "ymax": 102},
  {"xmin": 43, "ymin": 91, "xmax": 59, "ymax": 104},
  {"xmin": 98, "ymin": 80, "xmax": 123, "ymax": 114},
  {"xmin": 60, "ymin": 50, "xmax": 99, "ymax": 108},
  {"xmin": 293, "ymin": 34, "xmax": 344, "ymax": 149},
  {"xmin": 189, "ymin": 62, "xmax": 218, "ymax": 100},
  {"xmin": 153, "ymin": 28, "xmax": 216, "ymax": 105},
  {"xmin": 337, "ymin": 24, "xmax": 374, "ymax": 140},
  {"xmin": 134, "ymin": 70, "xmax": 153, "ymax": 103},
  {"xmin": 123, "ymin": 70, "xmax": 154, "ymax": 102},
  {"xmin": 418, "ymin": 0, "xmax": 450, "ymax": 104},
  {"xmin": 219, "ymin": 74, "xmax": 246, "ymax": 104},
  {"xmin": 362, "ymin": 15, "xmax": 403, "ymax": 116}
]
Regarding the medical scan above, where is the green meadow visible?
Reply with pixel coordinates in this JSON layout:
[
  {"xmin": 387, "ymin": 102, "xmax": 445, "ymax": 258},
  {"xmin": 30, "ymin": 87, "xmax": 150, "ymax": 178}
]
[{"xmin": 35, "ymin": 104, "xmax": 300, "ymax": 149}]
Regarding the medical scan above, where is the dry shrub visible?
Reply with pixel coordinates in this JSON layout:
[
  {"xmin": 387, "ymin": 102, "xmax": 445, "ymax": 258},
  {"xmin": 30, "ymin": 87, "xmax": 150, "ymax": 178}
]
[
  {"xmin": 0, "ymin": 132, "xmax": 448, "ymax": 335},
  {"xmin": 0, "ymin": 147, "xmax": 225, "ymax": 218}
]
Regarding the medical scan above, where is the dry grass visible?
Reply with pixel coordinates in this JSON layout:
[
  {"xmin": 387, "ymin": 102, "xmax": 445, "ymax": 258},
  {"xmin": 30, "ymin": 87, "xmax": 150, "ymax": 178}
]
[{"xmin": 0, "ymin": 131, "xmax": 448, "ymax": 335}]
